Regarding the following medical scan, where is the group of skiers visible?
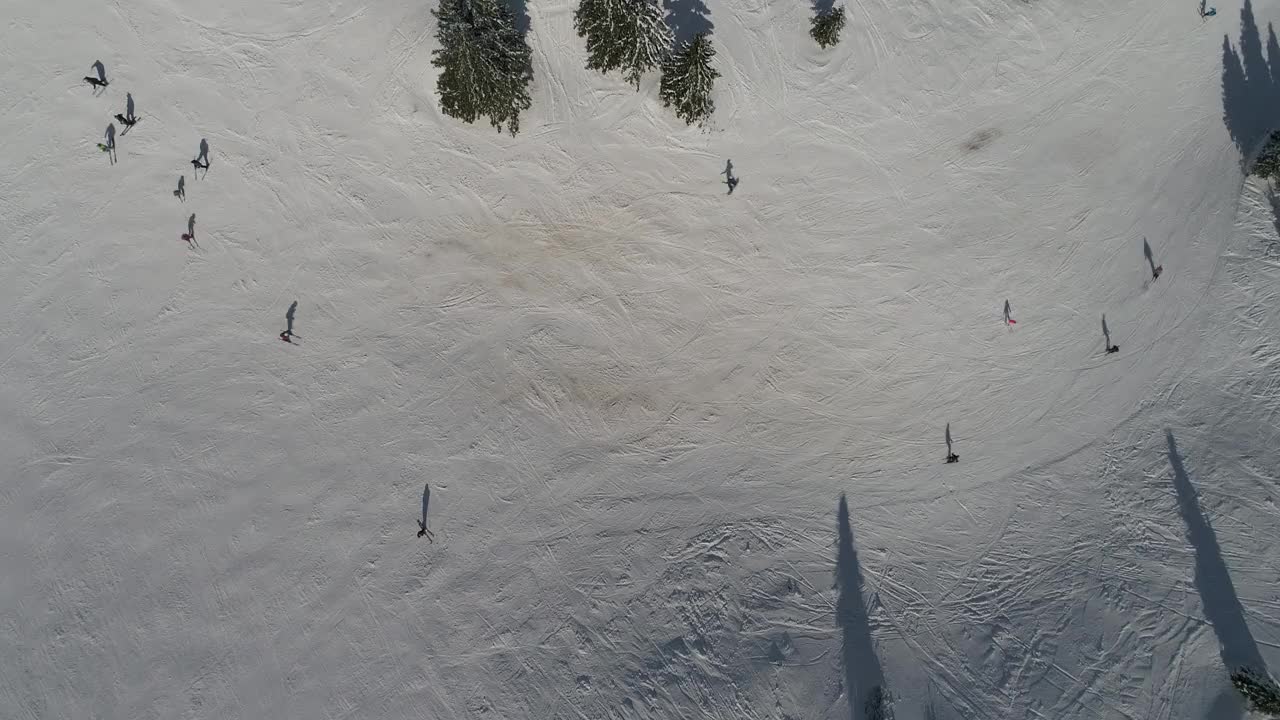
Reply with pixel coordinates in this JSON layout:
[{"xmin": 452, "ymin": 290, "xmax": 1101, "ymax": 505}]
[
  {"xmin": 85, "ymin": 62, "xmax": 134, "ymax": 164},
  {"xmin": 947, "ymin": 245, "xmax": 1165, "ymax": 464}
]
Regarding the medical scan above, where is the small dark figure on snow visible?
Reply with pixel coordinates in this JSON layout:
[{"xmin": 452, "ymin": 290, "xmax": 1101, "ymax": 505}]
[
  {"xmin": 946, "ymin": 453, "xmax": 959, "ymax": 463},
  {"xmin": 280, "ymin": 300, "xmax": 298, "ymax": 342},
  {"xmin": 1106, "ymin": 344, "xmax": 1120, "ymax": 354},
  {"xmin": 113, "ymin": 113, "xmax": 139, "ymax": 127},
  {"xmin": 84, "ymin": 76, "xmax": 109, "ymax": 90},
  {"xmin": 1152, "ymin": 265, "xmax": 1162, "ymax": 280},
  {"xmin": 417, "ymin": 520, "xmax": 429, "ymax": 539},
  {"xmin": 191, "ymin": 157, "xmax": 209, "ymax": 171},
  {"xmin": 723, "ymin": 159, "xmax": 739, "ymax": 195}
]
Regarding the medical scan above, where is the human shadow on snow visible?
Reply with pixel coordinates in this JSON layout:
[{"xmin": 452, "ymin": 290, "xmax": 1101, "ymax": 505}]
[
  {"xmin": 665, "ymin": 0, "xmax": 714, "ymax": 45},
  {"xmin": 836, "ymin": 494, "xmax": 887, "ymax": 720},
  {"xmin": 1166, "ymin": 430, "xmax": 1268, "ymax": 678},
  {"xmin": 418, "ymin": 483, "xmax": 435, "ymax": 541},
  {"xmin": 1222, "ymin": 0, "xmax": 1280, "ymax": 167}
]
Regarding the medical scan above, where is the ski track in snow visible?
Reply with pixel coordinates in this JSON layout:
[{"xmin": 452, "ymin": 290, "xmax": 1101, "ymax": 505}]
[{"xmin": 2, "ymin": 0, "xmax": 1280, "ymax": 717}]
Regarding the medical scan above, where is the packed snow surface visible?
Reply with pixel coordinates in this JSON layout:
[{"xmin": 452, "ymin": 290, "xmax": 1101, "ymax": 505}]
[{"xmin": 4, "ymin": 0, "xmax": 1280, "ymax": 716}]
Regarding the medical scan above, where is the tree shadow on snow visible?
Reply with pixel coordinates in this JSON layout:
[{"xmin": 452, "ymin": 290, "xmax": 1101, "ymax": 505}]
[
  {"xmin": 1205, "ymin": 685, "xmax": 1246, "ymax": 720},
  {"xmin": 665, "ymin": 0, "xmax": 714, "ymax": 45},
  {"xmin": 503, "ymin": 0, "xmax": 530, "ymax": 36},
  {"xmin": 836, "ymin": 494, "xmax": 887, "ymax": 720},
  {"xmin": 1166, "ymin": 430, "xmax": 1269, "ymax": 678},
  {"xmin": 1222, "ymin": 0, "xmax": 1280, "ymax": 167},
  {"xmin": 812, "ymin": 0, "xmax": 835, "ymax": 19}
]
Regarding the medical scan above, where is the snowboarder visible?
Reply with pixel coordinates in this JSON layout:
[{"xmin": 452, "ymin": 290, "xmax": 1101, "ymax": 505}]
[
  {"xmin": 85, "ymin": 60, "xmax": 108, "ymax": 92},
  {"xmin": 1102, "ymin": 313, "xmax": 1117, "ymax": 354},
  {"xmin": 1143, "ymin": 238, "xmax": 1163, "ymax": 280},
  {"xmin": 723, "ymin": 159, "xmax": 739, "ymax": 195},
  {"xmin": 191, "ymin": 139, "xmax": 211, "ymax": 175},
  {"xmin": 280, "ymin": 300, "xmax": 298, "ymax": 342}
]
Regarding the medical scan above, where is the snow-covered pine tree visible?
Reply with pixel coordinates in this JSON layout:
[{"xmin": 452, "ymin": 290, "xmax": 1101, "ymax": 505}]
[
  {"xmin": 810, "ymin": 6, "xmax": 846, "ymax": 49},
  {"xmin": 659, "ymin": 32, "xmax": 719, "ymax": 126},
  {"xmin": 574, "ymin": 0, "xmax": 672, "ymax": 88},
  {"xmin": 1232, "ymin": 668, "xmax": 1280, "ymax": 716},
  {"xmin": 432, "ymin": 0, "xmax": 533, "ymax": 135},
  {"xmin": 864, "ymin": 686, "xmax": 895, "ymax": 720}
]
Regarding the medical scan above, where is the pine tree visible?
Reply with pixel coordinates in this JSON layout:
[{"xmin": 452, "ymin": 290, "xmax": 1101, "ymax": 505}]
[
  {"xmin": 659, "ymin": 32, "xmax": 719, "ymax": 127},
  {"xmin": 810, "ymin": 6, "xmax": 846, "ymax": 49},
  {"xmin": 865, "ymin": 686, "xmax": 895, "ymax": 720},
  {"xmin": 432, "ymin": 0, "xmax": 534, "ymax": 135},
  {"xmin": 1254, "ymin": 130, "xmax": 1280, "ymax": 179},
  {"xmin": 575, "ymin": 0, "xmax": 672, "ymax": 88},
  {"xmin": 1232, "ymin": 668, "xmax": 1280, "ymax": 716}
]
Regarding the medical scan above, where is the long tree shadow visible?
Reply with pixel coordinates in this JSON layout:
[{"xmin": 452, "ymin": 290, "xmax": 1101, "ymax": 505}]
[
  {"xmin": 1222, "ymin": 0, "xmax": 1280, "ymax": 166},
  {"xmin": 1166, "ymin": 430, "xmax": 1268, "ymax": 677},
  {"xmin": 665, "ymin": 0, "xmax": 714, "ymax": 45},
  {"xmin": 836, "ymin": 494, "xmax": 888, "ymax": 720},
  {"xmin": 502, "ymin": 0, "xmax": 530, "ymax": 36}
]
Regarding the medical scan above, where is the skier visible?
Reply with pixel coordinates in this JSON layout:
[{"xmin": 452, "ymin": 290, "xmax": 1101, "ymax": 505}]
[
  {"xmin": 1106, "ymin": 344, "xmax": 1120, "ymax": 354},
  {"xmin": 101, "ymin": 123, "xmax": 116, "ymax": 164},
  {"xmin": 83, "ymin": 75, "xmax": 109, "ymax": 90},
  {"xmin": 191, "ymin": 157, "xmax": 209, "ymax": 172},
  {"xmin": 1152, "ymin": 264, "xmax": 1163, "ymax": 280},
  {"xmin": 1003, "ymin": 299, "xmax": 1017, "ymax": 325},
  {"xmin": 113, "ymin": 113, "xmax": 139, "ymax": 128},
  {"xmin": 946, "ymin": 453, "xmax": 959, "ymax": 463}
]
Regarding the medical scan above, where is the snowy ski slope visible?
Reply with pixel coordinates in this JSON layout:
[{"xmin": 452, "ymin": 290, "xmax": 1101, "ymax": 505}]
[{"xmin": 3, "ymin": 0, "xmax": 1280, "ymax": 716}]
